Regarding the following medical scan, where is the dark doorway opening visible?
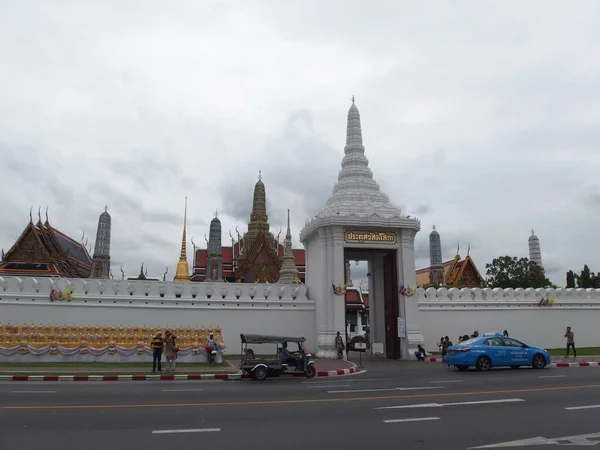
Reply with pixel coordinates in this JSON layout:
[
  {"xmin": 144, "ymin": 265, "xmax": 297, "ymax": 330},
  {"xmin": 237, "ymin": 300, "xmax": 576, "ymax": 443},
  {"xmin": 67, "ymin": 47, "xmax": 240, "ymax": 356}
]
[{"xmin": 344, "ymin": 248, "xmax": 399, "ymax": 359}]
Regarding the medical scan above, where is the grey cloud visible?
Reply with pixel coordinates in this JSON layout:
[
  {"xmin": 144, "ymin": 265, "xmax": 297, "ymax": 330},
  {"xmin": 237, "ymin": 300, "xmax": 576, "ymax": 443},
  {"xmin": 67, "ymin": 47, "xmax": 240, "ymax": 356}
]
[{"xmin": 413, "ymin": 204, "xmax": 432, "ymax": 216}]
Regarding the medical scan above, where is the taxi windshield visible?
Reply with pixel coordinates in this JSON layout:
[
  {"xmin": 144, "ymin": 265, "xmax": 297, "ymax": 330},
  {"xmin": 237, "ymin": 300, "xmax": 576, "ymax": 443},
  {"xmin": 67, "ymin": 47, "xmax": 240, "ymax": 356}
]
[{"xmin": 454, "ymin": 337, "xmax": 480, "ymax": 346}]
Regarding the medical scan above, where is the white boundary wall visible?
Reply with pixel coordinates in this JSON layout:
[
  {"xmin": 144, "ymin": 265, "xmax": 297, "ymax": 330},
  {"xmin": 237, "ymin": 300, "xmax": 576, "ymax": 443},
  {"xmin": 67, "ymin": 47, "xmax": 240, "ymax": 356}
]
[
  {"xmin": 0, "ymin": 276, "xmax": 316, "ymax": 351},
  {"xmin": 417, "ymin": 286, "xmax": 600, "ymax": 351}
]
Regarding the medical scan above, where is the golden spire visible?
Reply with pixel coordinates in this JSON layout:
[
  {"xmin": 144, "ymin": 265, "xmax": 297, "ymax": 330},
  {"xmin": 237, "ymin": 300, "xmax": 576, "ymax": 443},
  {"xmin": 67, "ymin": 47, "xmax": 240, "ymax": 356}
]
[{"xmin": 174, "ymin": 196, "xmax": 191, "ymax": 282}]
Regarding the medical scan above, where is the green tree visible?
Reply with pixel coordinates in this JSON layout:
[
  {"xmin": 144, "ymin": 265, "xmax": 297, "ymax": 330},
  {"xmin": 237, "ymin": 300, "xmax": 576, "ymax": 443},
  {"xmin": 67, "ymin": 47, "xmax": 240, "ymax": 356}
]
[
  {"xmin": 566, "ymin": 270, "xmax": 576, "ymax": 288},
  {"xmin": 572, "ymin": 265, "xmax": 600, "ymax": 288},
  {"xmin": 485, "ymin": 256, "xmax": 553, "ymax": 289}
]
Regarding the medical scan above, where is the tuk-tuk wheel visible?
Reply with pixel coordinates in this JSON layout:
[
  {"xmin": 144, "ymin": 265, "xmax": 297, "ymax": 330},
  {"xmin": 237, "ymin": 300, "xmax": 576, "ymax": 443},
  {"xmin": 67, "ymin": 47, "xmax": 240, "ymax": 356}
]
[
  {"xmin": 252, "ymin": 366, "xmax": 268, "ymax": 381},
  {"xmin": 305, "ymin": 364, "xmax": 316, "ymax": 379}
]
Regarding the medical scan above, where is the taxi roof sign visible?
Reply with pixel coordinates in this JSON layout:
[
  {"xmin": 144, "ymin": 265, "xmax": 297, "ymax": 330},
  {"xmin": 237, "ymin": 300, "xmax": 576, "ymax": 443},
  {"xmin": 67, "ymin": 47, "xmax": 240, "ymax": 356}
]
[{"xmin": 482, "ymin": 332, "xmax": 502, "ymax": 337}]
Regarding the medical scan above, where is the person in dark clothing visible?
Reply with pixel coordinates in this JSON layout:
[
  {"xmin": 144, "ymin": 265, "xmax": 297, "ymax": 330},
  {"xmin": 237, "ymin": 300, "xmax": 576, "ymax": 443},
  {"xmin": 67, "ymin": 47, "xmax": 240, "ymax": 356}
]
[
  {"xmin": 415, "ymin": 344, "xmax": 427, "ymax": 361},
  {"xmin": 565, "ymin": 327, "xmax": 576, "ymax": 357},
  {"xmin": 151, "ymin": 332, "xmax": 164, "ymax": 372}
]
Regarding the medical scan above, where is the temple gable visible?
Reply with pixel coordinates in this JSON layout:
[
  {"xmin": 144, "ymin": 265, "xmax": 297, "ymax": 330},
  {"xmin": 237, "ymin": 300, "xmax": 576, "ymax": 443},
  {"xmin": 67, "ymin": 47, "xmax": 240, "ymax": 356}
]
[
  {"xmin": 236, "ymin": 231, "xmax": 281, "ymax": 283},
  {"xmin": 4, "ymin": 225, "xmax": 51, "ymax": 263}
]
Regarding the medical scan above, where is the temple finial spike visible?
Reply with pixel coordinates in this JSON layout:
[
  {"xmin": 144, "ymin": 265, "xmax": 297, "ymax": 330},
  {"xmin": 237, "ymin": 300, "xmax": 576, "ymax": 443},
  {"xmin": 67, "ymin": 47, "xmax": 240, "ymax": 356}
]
[
  {"xmin": 105, "ymin": 204, "xmax": 108, "ymax": 212},
  {"xmin": 29, "ymin": 207, "xmax": 33, "ymax": 224},
  {"xmin": 37, "ymin": 207, "xmax": 42, "ymax": 224},
  {"xmin": 45, "ymin": 206, "xmax": 49, "ymax": 223},
  {"xmin": 467, "ymin": 242, "xmax": 471, "ymax": 256},
  {"xmin": 531, "ymin": 228, "xmax": 535, "ymax": 235},
  {"xmin": 432, "ymin": 224, "xmax": 436, "ymax": 231},
  {"xmin": 214, "ymin": 210, "xmax": 219, "ymax": 218},
  {"xmin": 258, "ymin": 170, "xmax": 262, "ymax": 181},
  {"xmin": 352, "ymin": 95, "xmax": 355, "ymax": 104}
]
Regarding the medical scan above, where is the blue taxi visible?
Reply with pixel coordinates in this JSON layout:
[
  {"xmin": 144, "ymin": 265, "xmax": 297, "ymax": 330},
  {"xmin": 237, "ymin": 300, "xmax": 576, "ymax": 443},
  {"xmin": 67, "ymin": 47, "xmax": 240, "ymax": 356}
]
[{"xmin": 445, "ymin": 333, "xmax": 551, "ymax": 371}]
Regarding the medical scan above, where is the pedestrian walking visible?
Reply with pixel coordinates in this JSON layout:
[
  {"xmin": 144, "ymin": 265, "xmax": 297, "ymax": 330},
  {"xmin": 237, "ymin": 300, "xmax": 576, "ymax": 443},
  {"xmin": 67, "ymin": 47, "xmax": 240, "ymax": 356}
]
[
  {"xmin": 565, "ymin": 326, "xmax": 576, "ymax": 357},
  {"xmin": 335, "ymin": 331, "xmax": 345, "ymax": 359},
  {"xmin": 151, "ymin": 332, "xmax": 164, "ymax": 372}
]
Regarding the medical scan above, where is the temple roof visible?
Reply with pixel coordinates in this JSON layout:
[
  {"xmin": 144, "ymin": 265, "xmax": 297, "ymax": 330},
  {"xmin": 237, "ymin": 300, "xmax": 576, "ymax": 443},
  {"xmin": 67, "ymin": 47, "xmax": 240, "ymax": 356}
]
[
  {"xmin": 300, "ymin": 99, "xmax": 420, "ymax": 242},
  {"xmin": 0, "ymin": 215, "xmax": 92, "ymax": 277}
]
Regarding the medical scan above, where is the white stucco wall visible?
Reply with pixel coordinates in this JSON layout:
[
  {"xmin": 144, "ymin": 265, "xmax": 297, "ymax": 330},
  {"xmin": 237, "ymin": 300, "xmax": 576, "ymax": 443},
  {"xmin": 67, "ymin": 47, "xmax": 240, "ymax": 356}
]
[
  {"xmin": 0, "ymin": 276, "xmax": 316, "ymax": 352},
  {"xmin": 417, "ymin": 287, "xmax": 600, "ymax": 351}
]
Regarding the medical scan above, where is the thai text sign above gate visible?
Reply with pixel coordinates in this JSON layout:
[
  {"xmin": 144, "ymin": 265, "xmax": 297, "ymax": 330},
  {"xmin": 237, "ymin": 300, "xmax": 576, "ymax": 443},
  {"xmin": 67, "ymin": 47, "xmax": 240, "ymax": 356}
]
[{"xmin": 344, "ymin": 231, "xmax": 397, "ymax": 245}]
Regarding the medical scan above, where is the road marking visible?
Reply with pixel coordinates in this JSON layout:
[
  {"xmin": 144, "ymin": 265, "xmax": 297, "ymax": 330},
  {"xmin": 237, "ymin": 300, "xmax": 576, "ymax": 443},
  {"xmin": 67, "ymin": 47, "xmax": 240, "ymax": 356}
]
[
  {"xmin": 152, "ymin": 428, "xmax": 221, "ymax": 434},
  {"xmin": 11, "ymin": 390, "xmax": 57, "ymax": 394},
  {"xmin": 565, "ymin": 404, "xmax": 600, "ymax": 410},
  {"xmin": 538, "ymin": 375, "xmax": 566, "ymax": 379},
  {"xmin": 161, "ymin": 389, "xmax": 204, "ymax": 392},
  {"xmin": 469, "ymin": 432, "xmax": 600, "ymax": 448},
  {"xmin": 327, "ymin": 387, "xmax": 443, "ymax": 394},
  {"xmin": 2, "ymin": 383, "xmax": 599, "ymax": 411},
  {"xmin": 430, "ymin": 380, "xmax": 463, "ymax": 384},
  {"xmin": 308, "ymin": 384, "xmax": 351, "ymax": 389},
  {"xmin": 383, "ymin": 417, "xmax": 440, "ymax": 424},
  {"xmin": 375, "ymin": 398, "xmax": 525, "ymax": 410}
]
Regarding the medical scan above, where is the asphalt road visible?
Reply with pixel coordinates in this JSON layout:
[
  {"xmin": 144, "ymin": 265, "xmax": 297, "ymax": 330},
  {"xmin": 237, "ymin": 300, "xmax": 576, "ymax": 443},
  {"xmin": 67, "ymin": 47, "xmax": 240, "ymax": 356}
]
[{"xmin": 2, "ymin": 363, "xmax": 600, "ymax": 449}]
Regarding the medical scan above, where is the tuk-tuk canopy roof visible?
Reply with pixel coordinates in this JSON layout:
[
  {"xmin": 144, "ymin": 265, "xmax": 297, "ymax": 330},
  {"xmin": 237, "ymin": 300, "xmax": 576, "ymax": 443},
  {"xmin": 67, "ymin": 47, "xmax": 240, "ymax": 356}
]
[{"xmin": 240, "ymin": 334, "xmax": 306, "ymax": 344}]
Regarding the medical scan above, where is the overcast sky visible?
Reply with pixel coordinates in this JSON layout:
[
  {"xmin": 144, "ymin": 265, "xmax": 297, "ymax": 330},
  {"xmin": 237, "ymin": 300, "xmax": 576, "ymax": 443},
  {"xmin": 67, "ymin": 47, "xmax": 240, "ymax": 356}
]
[{"xmin": 1, "ymin": 1, "xmax": 599, "ymax": 286}]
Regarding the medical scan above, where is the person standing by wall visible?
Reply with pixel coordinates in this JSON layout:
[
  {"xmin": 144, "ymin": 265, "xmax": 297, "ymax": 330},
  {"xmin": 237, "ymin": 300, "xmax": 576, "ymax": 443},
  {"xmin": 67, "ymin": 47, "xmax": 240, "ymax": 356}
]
[
  {"xmin": 565, "ymin": 326, "xmax": 576, "ymax": 357},
  {"xmin": 151, "ymin": 332, "xmax": 164, "ymax": 372},
  {"xmin": 164, "ymin": 329, "xmax": 178, "ymax": 372}
]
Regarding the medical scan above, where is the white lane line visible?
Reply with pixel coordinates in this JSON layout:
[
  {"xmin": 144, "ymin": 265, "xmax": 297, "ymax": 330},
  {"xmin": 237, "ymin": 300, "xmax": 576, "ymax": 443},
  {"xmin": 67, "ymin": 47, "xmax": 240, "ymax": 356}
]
[
  {"xmin": 430, "ymin": 380, "xmax": 463, "ymax": 384},
  {"xmin": 538, "ymin": 375, "xmax": 566, "ymax": 379},
  {"xmin": 565, "ymin": 404, "xmax": 600, "ymax": 411},
  {"xmin": 308, "ymin": 384, "xmax": 351, "ymax": 388},
  {"xmin": 11, "ymin": 390, "xmax": 57, "ymax": 394},
  {"xmin": 152, "ymin": 428, "xmax": 221, "ymax": 434},
  {"xmin": 161, "ymin": 389, "xmax": 204, "ymax": 392},
  {"xmin": 383, "ymin": 417, "xmax": 440, "ymax": 424},
  {"xmin": 375, "ymin": 398, "xmax": 525, "ymax": 410},
  {"xmin": 328, "ymin": 386, "xmax": 443, "ymax": 394}
]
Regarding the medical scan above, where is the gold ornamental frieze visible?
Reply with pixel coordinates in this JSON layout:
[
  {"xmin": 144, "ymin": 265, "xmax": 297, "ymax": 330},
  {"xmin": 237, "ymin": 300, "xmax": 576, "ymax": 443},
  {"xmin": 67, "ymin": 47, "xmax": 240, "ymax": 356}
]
[{"xmin": 344, "ymin": 230, "xmax": 397, "ymax": 245}]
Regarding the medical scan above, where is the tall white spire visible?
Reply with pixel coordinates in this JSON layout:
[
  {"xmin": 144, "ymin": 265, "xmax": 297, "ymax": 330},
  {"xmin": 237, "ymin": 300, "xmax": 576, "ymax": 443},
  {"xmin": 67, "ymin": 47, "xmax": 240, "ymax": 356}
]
[
  {"xmin": 277, "ymin": 209, "xmax": 300, "ymax": 284},
  {"xmin": 528, "ymin": 229, "xmax": 543, "ymax": 270},
  {"xmin": 300, "ymin": 98, "xmax": 419, "ymax": 241}
]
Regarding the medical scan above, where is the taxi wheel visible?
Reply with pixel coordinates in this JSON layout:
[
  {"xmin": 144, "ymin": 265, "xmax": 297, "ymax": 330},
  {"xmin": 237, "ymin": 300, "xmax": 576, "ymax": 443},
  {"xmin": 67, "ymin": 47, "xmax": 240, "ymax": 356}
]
[
  {"xmin": 532, "ymin": 354, "xmax": 546, "ymax": 369},
  {"xmin": 476, "ymin": 356, "xmax": 491, "ymax": 372}
]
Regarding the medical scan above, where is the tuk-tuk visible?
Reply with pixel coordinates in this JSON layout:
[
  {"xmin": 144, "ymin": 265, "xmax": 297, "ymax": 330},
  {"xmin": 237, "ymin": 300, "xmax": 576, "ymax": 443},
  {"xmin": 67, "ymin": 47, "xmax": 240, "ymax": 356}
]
[{"xmin": 239, "ymin": 334, "xmax": 317, "ymax": 381}]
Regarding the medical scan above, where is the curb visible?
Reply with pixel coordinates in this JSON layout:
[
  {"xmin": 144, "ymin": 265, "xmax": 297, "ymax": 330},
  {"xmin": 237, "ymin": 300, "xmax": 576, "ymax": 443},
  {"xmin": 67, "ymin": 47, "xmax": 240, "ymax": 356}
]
[
  {"xmin": 0, "ymin": 364, "xmax": 360, "ymax": 382},
  {"xmin": 424, "ymin": 357, "xmax": 600, "ymax": 368}
]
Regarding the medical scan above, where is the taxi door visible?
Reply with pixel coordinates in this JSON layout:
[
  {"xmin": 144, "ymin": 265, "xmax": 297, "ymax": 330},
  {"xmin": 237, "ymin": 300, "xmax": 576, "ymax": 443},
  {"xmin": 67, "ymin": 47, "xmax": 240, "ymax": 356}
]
[
  {"xmin": 502, "ymin": 338, "xmax": 529, "ymax": 364},
  {"xmin": 483, "ymin": 337, "xmax": 509, "ymax": 365}
]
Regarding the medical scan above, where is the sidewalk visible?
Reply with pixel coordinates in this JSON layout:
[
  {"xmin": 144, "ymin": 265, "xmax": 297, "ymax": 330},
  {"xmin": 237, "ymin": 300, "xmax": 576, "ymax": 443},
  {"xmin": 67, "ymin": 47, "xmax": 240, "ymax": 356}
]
[{"xmin": 0, "ymin": 358, "xmax": 359, "ymax": 382}]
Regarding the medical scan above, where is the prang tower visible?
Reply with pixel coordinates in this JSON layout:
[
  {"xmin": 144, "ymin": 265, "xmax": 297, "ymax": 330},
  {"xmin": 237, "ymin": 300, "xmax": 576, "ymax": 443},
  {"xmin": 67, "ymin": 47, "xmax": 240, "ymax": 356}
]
[
  {"xmin": 91, "ymin": 206, "xmax": 111, "ymax": 278},
  {"xmin": 528, "ymin": 229, "xmax": 543, "ymax": 271},
  {"xmin": 205, "ymin": 212, "xmax": 224, "ymax": 282},
  {"xmin": 429, "ymin": 225, "xmax": 444, "ymax": 284}
]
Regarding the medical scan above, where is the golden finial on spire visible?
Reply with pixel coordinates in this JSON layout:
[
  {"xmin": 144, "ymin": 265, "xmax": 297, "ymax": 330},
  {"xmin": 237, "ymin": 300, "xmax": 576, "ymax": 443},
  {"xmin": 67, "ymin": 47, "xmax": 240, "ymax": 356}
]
[
  {"xmin": 174, "ymin": 196, "xmax": 190, "ymax": 282},
  {"xmin": 456, "ymin": 241, "xmax": 460, "ymax": 257}
]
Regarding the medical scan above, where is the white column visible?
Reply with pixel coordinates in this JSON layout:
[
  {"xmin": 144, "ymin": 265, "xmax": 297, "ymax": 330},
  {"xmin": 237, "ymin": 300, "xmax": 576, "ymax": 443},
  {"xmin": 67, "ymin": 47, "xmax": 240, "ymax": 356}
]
[
  {"xmin": 399, "ymin": 228, "xmax": 424, "ymax": 359},
  {"xmin": 371, "ymin": 255, "xmax": 386, "ymax": 356},
  {"xmin": 315, "ymin": 228, "xmax": 329, "ymax": 358}
]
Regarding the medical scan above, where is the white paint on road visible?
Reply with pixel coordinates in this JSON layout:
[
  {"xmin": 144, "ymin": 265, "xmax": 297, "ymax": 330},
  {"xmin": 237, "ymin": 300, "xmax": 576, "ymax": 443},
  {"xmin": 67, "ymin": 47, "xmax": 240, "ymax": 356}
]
[
  {"xmin": 469, "ymin": 432, "xmax": 600, "ymax": 447},
  {"xmin": 10, "ymin": 390, "xmax": 57, "ymax": 394},
  {"xmin": 327, "ymin": 386, "xmax": 443, "ymax": 394},
  {"xmin": 565, "ymin": 404, "xmax": 600, "ymax": 410},
  {"xmin": 538, "ymin": 375, "xmax": 566, "ymax": 379},
  {"xmin": 375, "ymin": 398, "xmax": 525, "ymax": 410},
  {"xmin": 383, "ymin": 417, "xmax": 440, "ymax": 424},
  {"xmin": 308, "ymin": 384, "xmax": 351, "ymax": 388},
  {"xmin": 161, "ymin": 389, "xmax": 204, "ymax": 392},
  {"xmin": 429, "ymin": 380, "xmax": 463, "ymax": 384},
  {"xmin": 152, "ymin": 428, "xmax": 221, "ymax": 434}
]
